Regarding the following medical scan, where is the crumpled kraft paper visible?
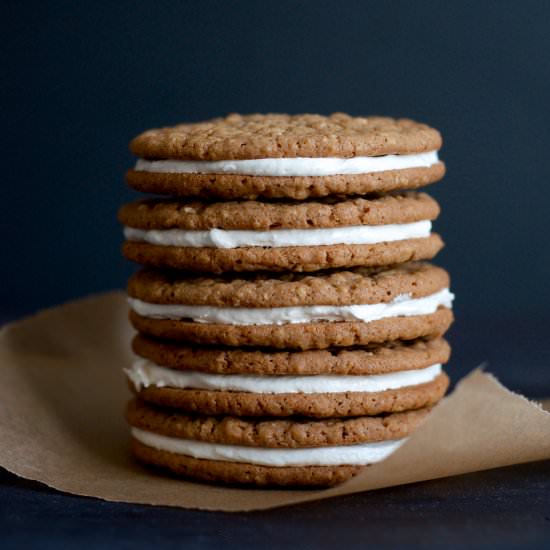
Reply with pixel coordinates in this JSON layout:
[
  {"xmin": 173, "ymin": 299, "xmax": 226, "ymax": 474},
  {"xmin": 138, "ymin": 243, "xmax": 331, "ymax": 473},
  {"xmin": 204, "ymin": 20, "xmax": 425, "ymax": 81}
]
[{"xmin": 0, "ymin": 292, "xmax": 549, "ymax": 512}]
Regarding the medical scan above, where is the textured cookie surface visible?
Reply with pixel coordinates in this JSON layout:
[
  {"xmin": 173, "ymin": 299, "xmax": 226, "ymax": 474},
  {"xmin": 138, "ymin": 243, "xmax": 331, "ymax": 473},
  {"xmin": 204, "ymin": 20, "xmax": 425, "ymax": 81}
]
[
  {"xmin": 130, "ymin": 372, "xmax": 448, "ymax": 417},
  {"xmin": 123, "ymin": 235, "xmax": 443, "ymax": 273},
  {"xmin": 132, "ymin": 439, "xmax": 361, "ymax": 487},
  {"xmin": 126, "ymin": 164, "xmax": 445, "ymax": 200},
  {"xmin": 120, "ymin": 193, "xmax": 443, "ymax": 272},
  {"xmin": 128, "ymin": 262, "xmax": 449, "ymax": 307},
  {"xmin": 127, "ymin": 399, "xmax": 432, "ymax": 447},
  {"xmin": 133, "ymin": 334, "xmax": 451, "ymax": 375},
  {"xmin": 130, "ymin": 307, "xmax": 453, "ymax": 350},
  {"xmin": 130, "ymin": 113, "xmax": 443, "ymax": 160},
  {"xmin": 119, "ymin": 192, "xmax": 440, "ymax": 230}
]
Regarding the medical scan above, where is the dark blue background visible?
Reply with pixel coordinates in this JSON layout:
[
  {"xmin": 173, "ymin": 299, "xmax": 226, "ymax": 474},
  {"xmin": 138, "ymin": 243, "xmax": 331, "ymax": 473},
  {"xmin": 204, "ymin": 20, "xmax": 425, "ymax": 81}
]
[
  {"xmin": 3, "ymin": 3, "xmax": 550, "ymax": 546},
  {"xmin": 5, "ymin": 1, "xmax": 550, "ymax": 319}
]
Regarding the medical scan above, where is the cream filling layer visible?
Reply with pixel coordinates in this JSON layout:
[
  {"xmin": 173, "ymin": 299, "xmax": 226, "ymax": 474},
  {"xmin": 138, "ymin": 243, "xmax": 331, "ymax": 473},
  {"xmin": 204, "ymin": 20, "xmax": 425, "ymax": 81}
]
[
  {"xmin": 131, "ymin": 427, "xmax": 406, "ymax": 466},
  {"xmin": 128, "ymin": 288, "xmax": 454, "ymax": 326},
  {"xmin": 134, "ymin": 151, "xmax": 439, "ymax": 177},
  {"xmin": 123, "ymin": 220, "xmax": 431, "ymax": 249},
  {"xmin": 125, "ymin": 360, "xmax": 442, "ymax": 394}
]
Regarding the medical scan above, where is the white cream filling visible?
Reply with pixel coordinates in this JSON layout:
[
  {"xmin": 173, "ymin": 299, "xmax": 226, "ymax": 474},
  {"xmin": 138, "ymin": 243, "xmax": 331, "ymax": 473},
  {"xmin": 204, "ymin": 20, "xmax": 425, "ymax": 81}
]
[
  {"xmin": 134, "ymin": 151, "xmax": 439, "ymax": 177},
  {"xmin": 128, "ymin": 288, "xmax": 454, "ymax": 326},
  {"xmin": 125, "ymin": 359, "xmax": 441, "ymax": 394},
  {"xmin": 123, "ymin": 220, "xmax": 431, "ymax": 249},
  {"xmin": 131, "ymin": 427, "xmax": 406, "ymax": 467}
]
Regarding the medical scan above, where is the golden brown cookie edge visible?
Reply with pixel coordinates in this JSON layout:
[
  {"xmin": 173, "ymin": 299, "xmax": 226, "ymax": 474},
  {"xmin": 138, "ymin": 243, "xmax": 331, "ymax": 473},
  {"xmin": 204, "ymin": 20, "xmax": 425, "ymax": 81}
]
[
  {"xmin": 122, "ymin": 235, "xmax": 444, "ymax": 274},
  {"xmin": 126, "ymin": 398, "xmax": 433, "ymax": 447},
  {"xmin": 126, "ymin": 163, "xmax": 445, "ymax": 200},
  {"xmin": 131, "ymin": 372, "xmax": 449, "ymax": 418},
  {"xmin": 131, "ymin": 334, "xmax": 451, "ymax": 375},
  {"xmin": 130, "ymin": 113, "xmax": 443, "ymax": 160},
  {"xmin": 131, "ymin": 439, "xmax": 362, "ymax": 487},
  {"xmin": 118, "ymin": 192, "xmax": 440, "ymax": 230},
  {"xmin": 129, "ymin": 307, "xmax": 453, "ymax": 350},
  {"xmin": 127, "ymin": 262, "xmax": 450, "ymax": 307}
]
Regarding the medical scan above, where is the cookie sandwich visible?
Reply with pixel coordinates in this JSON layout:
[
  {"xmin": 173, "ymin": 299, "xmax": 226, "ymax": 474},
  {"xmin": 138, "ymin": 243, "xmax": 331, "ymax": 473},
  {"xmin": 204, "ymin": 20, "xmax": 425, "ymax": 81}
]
[
  {"xmin": 126, "ymin": 335, "xmax": 450, "ymax": 417},
  {"xmin": 126, "ymin": 262, "xmax": 453, "ymax": 350},
  {"xmin": 126, "ymin": 399, "xmax": 435, "ymax": 487},
  {"xmin": 126, "ymin": 113, "xmax": 445, "ymax": 200},
  {"xmin": 119, "ymin": 113, "xmax": 454, "ymax": 487},
  {"xmin": 119, "ymin": 192, "xmax": 443, "ymax": 273}
]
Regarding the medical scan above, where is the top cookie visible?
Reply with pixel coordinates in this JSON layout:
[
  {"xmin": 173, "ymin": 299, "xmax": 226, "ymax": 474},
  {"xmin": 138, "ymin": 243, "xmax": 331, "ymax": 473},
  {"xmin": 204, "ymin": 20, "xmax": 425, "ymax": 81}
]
[
  {"xmin": 131, "ymin": 113, "xmax": 442, "ymax": 160},
  {"xmin": 127, "ymin": 113, "xmax": 445, "ymax": 200}
]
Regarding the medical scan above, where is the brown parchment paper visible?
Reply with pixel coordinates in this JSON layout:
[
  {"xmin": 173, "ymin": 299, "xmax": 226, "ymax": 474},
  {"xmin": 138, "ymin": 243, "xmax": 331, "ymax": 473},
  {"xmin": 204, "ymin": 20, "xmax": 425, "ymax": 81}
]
[{"xmin": 1, "ymin": 291, "xmax": 549, "ymax": 512}]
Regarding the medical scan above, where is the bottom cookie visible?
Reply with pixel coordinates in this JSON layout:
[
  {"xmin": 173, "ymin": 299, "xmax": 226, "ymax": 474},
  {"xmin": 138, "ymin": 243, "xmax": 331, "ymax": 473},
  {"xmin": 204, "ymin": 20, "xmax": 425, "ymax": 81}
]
[
  {"xmin": 128, "ymin": 402, "xmax": 430, "ymax": 487},
  {"xmin": 132, "ymin": 438, "xmax": 364, "ymax": 487}
]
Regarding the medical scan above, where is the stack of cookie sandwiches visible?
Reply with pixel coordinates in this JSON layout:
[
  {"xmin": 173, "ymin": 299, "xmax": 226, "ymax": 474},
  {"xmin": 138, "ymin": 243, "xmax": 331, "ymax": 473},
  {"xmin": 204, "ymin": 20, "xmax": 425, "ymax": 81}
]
[{"xmin": 119, "ymin": 113, "xmax": 454, "ymax": 487}]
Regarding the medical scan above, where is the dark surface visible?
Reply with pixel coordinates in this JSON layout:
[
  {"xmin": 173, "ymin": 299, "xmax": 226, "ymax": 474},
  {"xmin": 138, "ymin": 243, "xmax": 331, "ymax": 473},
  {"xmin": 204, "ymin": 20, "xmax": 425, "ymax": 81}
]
[
  {"xmin": 1, "ymin": 314, "xmax": 549, "ymax": 549},
  {"xmin": 2, "ymin": 461, "xmax": 550, "ymax": 550},
  {"xmin": 4, "ymin": 0, "xmax": 550, "ymax": 318}
]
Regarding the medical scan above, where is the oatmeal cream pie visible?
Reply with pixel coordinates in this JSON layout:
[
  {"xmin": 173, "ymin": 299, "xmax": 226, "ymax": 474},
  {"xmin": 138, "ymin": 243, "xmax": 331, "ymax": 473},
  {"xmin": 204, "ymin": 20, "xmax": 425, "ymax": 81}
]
[
  {"xmin": 119, "ymin": 192, "xmax": 443, "ymax": 273},
  {"xmin": 127, "ymin": 262, "xmax": 454, "ymax": 350},
  {"xmin": 127, "ymin": 113, "xmax": 445, "ymax": 200},
  {"xmin": 126, "ymin": 336, "xmax": 450, "ymax": 417},
  {"xmin": 126, "ymin": 399, "xmax": 434, "ymax": 486}
]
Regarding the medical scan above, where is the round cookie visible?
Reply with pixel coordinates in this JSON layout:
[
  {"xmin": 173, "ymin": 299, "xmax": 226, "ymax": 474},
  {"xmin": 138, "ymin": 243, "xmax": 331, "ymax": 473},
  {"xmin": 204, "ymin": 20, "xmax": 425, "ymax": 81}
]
[
  {"xmin": 119, "ymin": 192, "xmax": 440, "ymax": 230},
  {"xmin": 122, "ymin": 237, "xmax": 443, "ymax": 274},
  {"xmin": 128, "ymin": 262, "xmax": 450, "ymax": 308},
  {"xmin": 126, "ymin": 166, "xmax": 446, "ymax": 201},
  {"xmin": 131, "ymin": 439, "xmax": 362, "ymax": 487},
  {"xmin": 127, "ymin": 400, "xmax": 435, "ymax": 486},
  {"xmin": 132, "ymin": 335, "xmax": 451, "ymax": 375},
  {"xmin": 130, "ymin": 308, "xmax": 453, "ymax": 350},
  {"xmin": 130, "ymin": 372, "xmax": 449, "ymax": 418},
  {"xmin": 126, "ymin": 398, "xmax": 432, "ymax": 448},
  {"xmin": 119, "ymin": 192, "xmax": 443, "ymax": 273},
  {"xmin": 127, "ymin": 113, "xmax": 445, "ymax": 199},
  {"xmin": 127, "ymin": 262, "xmax": 453, "ymax": 349},
  {"xmin": 131, "ymin": 113, "xmax": 443, "ymax": 160}
]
